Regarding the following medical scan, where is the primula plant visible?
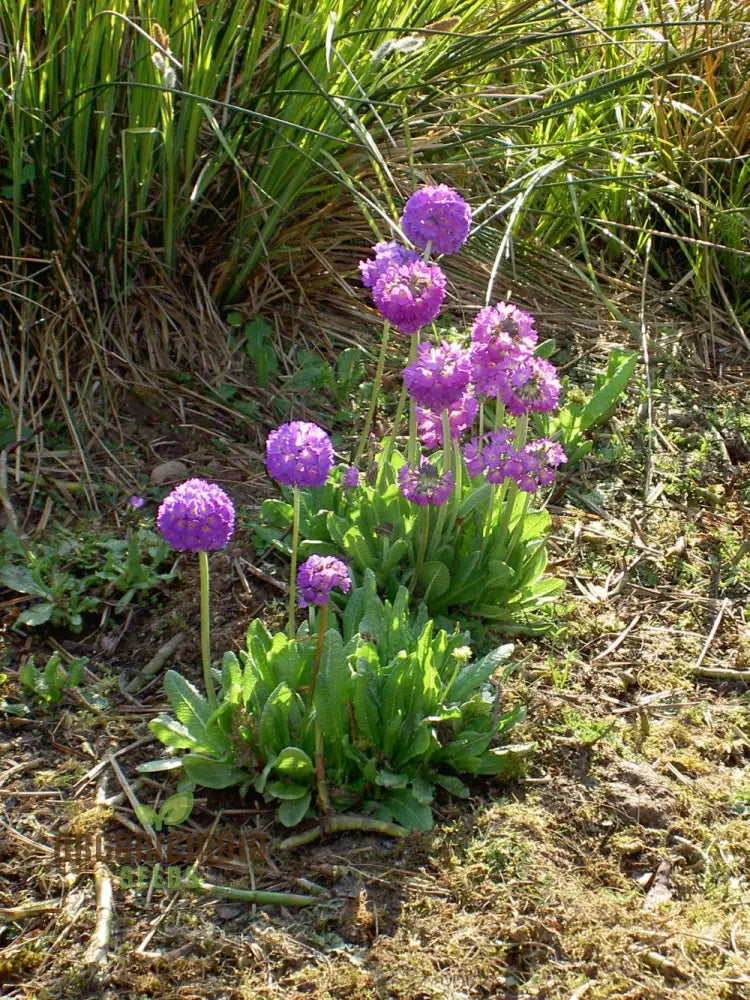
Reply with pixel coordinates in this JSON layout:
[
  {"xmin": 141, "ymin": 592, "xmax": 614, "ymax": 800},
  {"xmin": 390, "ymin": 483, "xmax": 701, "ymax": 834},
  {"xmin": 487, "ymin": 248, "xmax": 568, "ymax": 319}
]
[
  {"xmin": 258, "ymin": 184, "xmax": 571, "ymax": 632},
  {"xmin": 145, "ymin": 570, "xmax": 528, "ymax": 830}
]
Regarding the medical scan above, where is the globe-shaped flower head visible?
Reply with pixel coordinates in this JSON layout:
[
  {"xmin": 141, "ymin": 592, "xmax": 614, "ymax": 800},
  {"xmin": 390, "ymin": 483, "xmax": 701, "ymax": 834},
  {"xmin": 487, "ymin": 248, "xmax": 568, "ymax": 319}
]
[
  {"xmin": 398, "ymin": 459, "xmax": 454, "ymax": 507},
  {"xmin": 265, "ymin": 421, "xmax": 334, "ymax": 488},
  {"xmin": 372, "ymin": 260, "xmax": 446, "ymax": 335},
  {"xmin": 359, "ymin": 241, "xmax": 420, "ymax": 289},
  {"xmin": 297, "ymin": 555, "xmax": 351, "ymax": 607},
  {"xmin": 157, "ymin": 478, "xmax": 235, "ymax": 552},
  {"xmin": 403, "ymin": 340, "xmax": 472, "ymax": 412},
  {"xmin": 401, "ymin": 185, "xmax": 472, "ymax": 255},
  {"xmin": 416, "ymin": 392, "xmax": 479, "ymax": 449}
]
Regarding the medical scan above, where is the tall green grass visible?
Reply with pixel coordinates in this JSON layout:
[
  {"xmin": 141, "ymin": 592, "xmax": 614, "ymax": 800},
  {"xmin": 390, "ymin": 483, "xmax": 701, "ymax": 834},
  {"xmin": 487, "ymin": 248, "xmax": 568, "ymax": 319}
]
[{"xmin": 0, "ymin": 0, "xmax": 747, "ymax": 342}]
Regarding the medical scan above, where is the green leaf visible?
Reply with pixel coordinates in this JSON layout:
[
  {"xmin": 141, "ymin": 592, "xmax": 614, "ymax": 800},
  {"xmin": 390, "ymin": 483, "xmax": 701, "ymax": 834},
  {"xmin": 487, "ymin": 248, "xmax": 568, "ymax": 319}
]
[
  {"xmin": 16, "ymin": 602, "xmax": 55, "ymax": 627},
  {"xmin": 448, "ymin": 644, "xmax": 514, "ymax": 703},
  {"xmin": 0, "ymin": 565, "xmax": 53, "ymax": 599},
  {"xmin": 374, "ymin": 770, "xmax": 408, "ymax": 788},
  {"xmin": 475, "ymin": 743, "xmax": 535, "ymax": 775},
  {"xmin": 342, "ymin": 526, "xmax": 375, "ymax": 571},
  {"xmin": 418, "ymin": 561, "xmax": 450, "ymax": 600},
  {"xmin": 266, "ymin": 780, "xmax": 311, "ymax": 800},
  {"xmin": 149, "ymin": 714, "xmax": 197, "ymax": 750},
  {"xmin": 433, "ymin": 774, "xmax": 470, "ymax": 798},
  {"xmin": 313, "ymin": 630, "xmax": 351, "ymax": 746},
  {"xmin": 182, "ymin": 754, "xmax": 246, "ymax": 789},
  {"xmin": 136, "ymin": 758, "xmax": 184, "ymax": 774},
  {"xmin": 134, "ymin": 803, "xmax": 159, "ymax": 828},
  {"xmin": 258, "ymin": 683, "xmax": 294, "ymax": 758},
  {"xmin": 159, "ymin": 792, "xmax": 194, "ymax": 825},
  {"xmin": 221, "ymin": 652, "xmax": 242, "ymax": 700},
  {"xmin": 458, "ymin": 480, "xmax": 492, "ymax": 516},
  {"xmin": 163, "ymin": 670, "xmax": 211, "ymax": 743},
  {"xmin": 579, "ymin": 351, "xmax": 637, "ymax": 430},
  {"xmin": 383, "ymin": 789, "xmax": 433, "ymax": 831},
  {"xmin": 277, "ymin": 792, "xmax": 312, "ymax": 827},
  {"xmin": 273, "ymin": 747, "xmax": 314, "ymax": 780}
]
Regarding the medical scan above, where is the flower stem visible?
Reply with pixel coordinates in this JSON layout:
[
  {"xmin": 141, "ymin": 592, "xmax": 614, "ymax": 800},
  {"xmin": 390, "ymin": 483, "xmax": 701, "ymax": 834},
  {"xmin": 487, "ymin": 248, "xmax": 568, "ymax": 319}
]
[
  {"xmin": 287, "ymin": 487, "xmax": 301, "ymax": 638},
  {"xmin": 353, "ymin": 320, "xmax": 390, "ymax": 466},
  {"xmin": 427, "ymin": 408, "xmax": 451, "ymax": 557},
  {"xmin": 315, "ymin": 723, "xmax": 330, "ymax": 813},
  {"xmin": 377, "ymin": 332, "xmax": 417, "ymax": 487},
  {"xmin": 305, "ymin": 602, "xmax": 328, "ymax": 716},
  {"xmin": 410, "ymin": 509, "xmax": 430, "ymax": 596},
  {"xmin": 198, "ymin": 550, "xmax": 217, "ymax": 710}
]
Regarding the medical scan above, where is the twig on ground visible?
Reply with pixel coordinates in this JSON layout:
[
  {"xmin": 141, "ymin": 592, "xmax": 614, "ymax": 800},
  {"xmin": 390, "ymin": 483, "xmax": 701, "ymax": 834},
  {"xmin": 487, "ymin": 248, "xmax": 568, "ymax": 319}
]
[
  {"xmin": 694, "ymin": 598, "xmax": 730, "ymax": 672},
  {"xmin": 83, "ymin": 861, "xmax": 114, "ymax": 966},
  {"xmin": 125, "ymin": 632, "xmax": 185, "ymax": 693}
]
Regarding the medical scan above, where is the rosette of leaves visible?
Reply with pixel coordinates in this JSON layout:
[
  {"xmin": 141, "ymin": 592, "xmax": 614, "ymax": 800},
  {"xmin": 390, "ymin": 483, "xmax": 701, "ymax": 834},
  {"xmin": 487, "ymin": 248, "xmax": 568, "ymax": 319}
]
[
  {"xmin": 142, "ymin": 571, "xmax": 530, "ymax": 830},
  {"xmin": 256, "ymin": 455, "xmax": 562, "ymax": 634}
]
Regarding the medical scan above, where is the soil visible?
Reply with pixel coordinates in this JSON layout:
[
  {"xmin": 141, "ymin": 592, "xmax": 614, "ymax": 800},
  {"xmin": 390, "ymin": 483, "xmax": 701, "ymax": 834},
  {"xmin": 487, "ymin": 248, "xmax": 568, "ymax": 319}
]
[{"xmin": 1, "ymin": 354, "xmax": 749, "ymax": 1000}]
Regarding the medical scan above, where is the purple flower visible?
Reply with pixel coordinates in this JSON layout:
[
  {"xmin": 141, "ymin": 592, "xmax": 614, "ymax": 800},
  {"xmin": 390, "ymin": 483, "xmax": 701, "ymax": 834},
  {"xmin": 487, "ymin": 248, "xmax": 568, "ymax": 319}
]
[
  {"xmin": 157, "ymin": 478, "xmax": 235, "ymax": 552},
  {"xmin": 297, "ymin": 555, "xmax": 351, "ymax": 607},
  {"xmin": 342, "ymin": 466, "xmax": 360, "ymax": 488},
  {"xmin": 401, "ymin": 185, "xmax": 472, "ymax": 255},
  {"xmin": 469, "ymin": 303, "xmax": 538, "ymax": 399},
  {"xmin": 471, "ymin": 303, "xmax": 538, "ymax": 349},
  {"xmin": 398, "ymin": 459, "xmax": 454, "ymax": 507},
  {"xmin": 359, "ymin": 241, "xmax": 420, "ymax": 289},
  {"xmin": 128, "ymin": 495, "xmax": 146, "ymax": 509},
  {"xmin": 498, "ymin": 356, "xmax": 561, "ymax": 416},
  {"xmin": 416, "ymin": 392, "xmax": 479, "ymax": 449},
  {"xmin": 403, "ymin": 340, "xmax": 472, "ymax": 412},
  {"xmin": 515, "ymin": 439, "xmax": 567, "ymax": 492},
  {"xmin": 265, "ymin": 421, "xmax": 334, "ymax": 489},
  {"xmin": 372, "ymin": 260, "xmax": 446, "ymax": 334},
  {"xmin": 465, "ymin": 429, "xmax": 518, "ymax": 483}
]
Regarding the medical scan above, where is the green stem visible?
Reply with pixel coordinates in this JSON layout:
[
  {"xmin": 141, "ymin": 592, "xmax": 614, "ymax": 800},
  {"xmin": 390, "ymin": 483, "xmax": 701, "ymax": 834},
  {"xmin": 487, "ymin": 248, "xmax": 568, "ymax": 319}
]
[
  {"xmin": 198, "ymin": 551, "xmax": 217, "ymax": 709},
  {"xmin": 315, "ymin": 723, "xmax": 330, "ymax": 813},
  {"xmin": 353, "ymin": 320, "xmax": 390, "ymax": 465},
  {"xmin": 407, "ymin": 330, "xmax": 420, "ymax": 465},
  {"xmin": 304, "ymin": 603, "xmax": 327, "ymax": 718},
  {"xmin": 410, "ymin": 509, "xmax": 430, "ymax": 596},
  {"xmin": 194, "ymin": 878, "xmax": 315, "ymax": 908},
  {"xmin": 378, "ymin": 333, "xmax": 417, "ymax": 487},
  {"xmin": 427, "ymin": 409, "xmax": 451, "ymax": 557},
  {"xmin": 287, "ymin": 487, "xmax": 301, "ymax": 638},
  {"xmin": 276, "ymin": 814, "xmax": 409, "ymax": 850}
]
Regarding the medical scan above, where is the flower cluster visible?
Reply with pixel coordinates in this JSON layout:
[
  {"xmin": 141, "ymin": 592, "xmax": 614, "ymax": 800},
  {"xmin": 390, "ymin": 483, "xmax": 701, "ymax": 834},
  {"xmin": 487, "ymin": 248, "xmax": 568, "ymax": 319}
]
[
  {"xmin": 297, "ymin": 555, "xmax": 351, "ymax": 607},
  {"xmin": 401, "ymin": 185, "xmax": 472, "ymax": 255},
  {"xmin": 499, "ymin": 355, "xmax": 560, "ymax": 416},
  {"xmin": 157, "ymin": 478, "xmax": 235, "ymax": 552},
  {"xmin": 359, "ymin": 241, "xmax": 420, "ymax": 289},
  {"xmin": 372, "ymin": 260, "xmax": 446, "ymax": 334},
  {"xmin": 265, "ymin": 421, "xmax": 334, "ymax": 488},
  {"xmin": 469, "ymin": 302, "xmax": 542, "ymax": 400},
  {"xmin": 342, "ymin": 466, "xmax": 360, "ymax": 488},
  {"xmin": 398, "ymin": 459, "xmax": 454, "ymax": 507},
  {"xmin": 416, "ymin": 392, "xmax": 478, "ymax": 449},
  {"xmin": 466, "ymin": 432, "xmax": 567, "ymax": 492},
  {"xmin": 403, "ymin": 340, "xmax": 472, "ymax": 412}
]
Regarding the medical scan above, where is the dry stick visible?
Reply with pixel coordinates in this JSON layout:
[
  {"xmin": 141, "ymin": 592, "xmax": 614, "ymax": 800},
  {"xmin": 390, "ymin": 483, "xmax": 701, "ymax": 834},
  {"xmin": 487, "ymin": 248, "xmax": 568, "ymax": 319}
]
[
  {"xmin": 84, "ymin": 861, "xmax": 114, "ymax": 966},
  {"xmin": 106, "ymin": 752, "xmax": 164, "ymax": 861},
  {"xmin": 694, "ymin": 597, "xmax": 729, "ymax": 673},
  {"xmin": 125, "ymin": 632, "xmax": 185, "ymax": 693},
  {"xmin": 277, "ymin": 814, "xmax": 409, "ymax": 851}
]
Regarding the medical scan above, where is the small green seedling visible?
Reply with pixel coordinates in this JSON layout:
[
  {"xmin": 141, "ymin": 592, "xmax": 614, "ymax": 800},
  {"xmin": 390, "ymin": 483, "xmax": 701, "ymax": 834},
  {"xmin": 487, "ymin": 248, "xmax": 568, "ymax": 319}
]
[{"xmin": 134, "ymin": 792, "xmax": 195, "ymax": 832}]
